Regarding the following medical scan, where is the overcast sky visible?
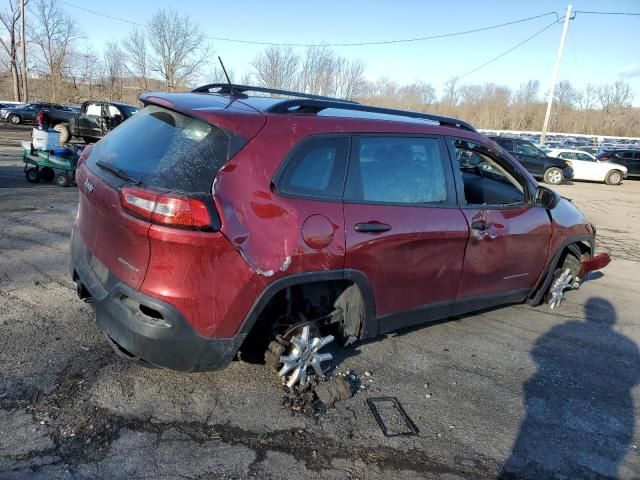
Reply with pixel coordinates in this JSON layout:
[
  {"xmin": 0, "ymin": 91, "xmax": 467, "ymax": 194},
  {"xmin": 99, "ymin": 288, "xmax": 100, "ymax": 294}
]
[{"xmin": 63, "ymin": 0, "xmax": 640, "ymax": 105}]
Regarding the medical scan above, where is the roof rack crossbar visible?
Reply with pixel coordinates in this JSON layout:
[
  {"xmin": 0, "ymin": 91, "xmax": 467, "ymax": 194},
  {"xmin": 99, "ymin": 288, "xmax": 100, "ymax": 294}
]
[
  {"xmin": 191, "ymin": 83, "xmax": 358, "ymax": 104},
  {"xmin": 265, "ymin": 99, "xmax": 477, "ymax": 133}
]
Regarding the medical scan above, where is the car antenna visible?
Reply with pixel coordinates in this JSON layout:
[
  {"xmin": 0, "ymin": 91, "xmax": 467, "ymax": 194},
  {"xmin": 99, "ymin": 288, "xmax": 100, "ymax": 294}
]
[{"xmin": 217, "ymin": 56, "xmax": 237, "ymax": 98}]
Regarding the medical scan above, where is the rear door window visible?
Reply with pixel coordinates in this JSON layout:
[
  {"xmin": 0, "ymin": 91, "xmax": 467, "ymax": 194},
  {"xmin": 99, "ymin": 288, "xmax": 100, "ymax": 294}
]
[
  {"xmin": 344, "ymin": 136, "xmax": 450, "ymax": 205},
  {"xmin": 277, "ymin": 137, "xmax": 349, "ymax": 200},
  {"xmin": 86, "ymin": 105, "xmax": 232, "ymax": 193}
]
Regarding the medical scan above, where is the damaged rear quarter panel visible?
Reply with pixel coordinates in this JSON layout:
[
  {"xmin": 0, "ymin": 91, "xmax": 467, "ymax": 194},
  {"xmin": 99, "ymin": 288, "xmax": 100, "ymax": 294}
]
[{"xmin": 213, "ymin": 117, "xmax": 347, "ymax": 311}]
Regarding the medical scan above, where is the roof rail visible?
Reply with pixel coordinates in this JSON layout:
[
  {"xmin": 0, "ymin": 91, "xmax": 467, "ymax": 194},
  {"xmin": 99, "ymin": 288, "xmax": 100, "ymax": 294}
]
[
  {"xmin": 265, "ymin": 99, "xmax": 477, "ymax": 133},
  {"xmin": 191, "ymin": 83, "xmax": 358, "ymax": 104}
]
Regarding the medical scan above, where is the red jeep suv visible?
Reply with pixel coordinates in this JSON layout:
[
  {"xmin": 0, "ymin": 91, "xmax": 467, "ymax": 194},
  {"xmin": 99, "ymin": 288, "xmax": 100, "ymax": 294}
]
[{"xmin": 70, "ymin": 84, "xmax": 609, "ymax": 387}]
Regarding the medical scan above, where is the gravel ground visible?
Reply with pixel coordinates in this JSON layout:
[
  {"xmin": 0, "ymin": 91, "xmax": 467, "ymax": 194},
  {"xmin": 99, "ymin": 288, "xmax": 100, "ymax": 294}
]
[{"xmin": 0, "ymin": 124, "xmax": 639, "ymax": 479}]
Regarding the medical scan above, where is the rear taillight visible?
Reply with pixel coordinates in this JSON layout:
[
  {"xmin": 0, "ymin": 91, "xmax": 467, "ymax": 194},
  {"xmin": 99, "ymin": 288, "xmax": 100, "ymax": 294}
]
[
  {"xmin": 600, "ymin": 156, "xmax": 610, "ymax": 161},
  {"xmin": 120, "ymin": 187, "xmax": 211, "ymax": 229},
  {"xmin": 151, "ymin": 196, "xmax": 211, "ymax": 228}
]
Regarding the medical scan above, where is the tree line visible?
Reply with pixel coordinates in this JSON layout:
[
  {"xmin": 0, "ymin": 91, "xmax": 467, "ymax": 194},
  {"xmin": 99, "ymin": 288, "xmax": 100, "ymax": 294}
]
[{"xmin": 1, "ymin": 2, "xmax": 638, "ymax": 137}]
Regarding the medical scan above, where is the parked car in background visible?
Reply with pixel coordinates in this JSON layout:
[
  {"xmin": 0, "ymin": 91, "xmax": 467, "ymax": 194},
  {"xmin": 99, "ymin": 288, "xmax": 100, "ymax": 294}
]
[
  {"xmin": 0, "ymin": 101, "xmax": 23, "ymax": 110},
  {"xmin": 488, "ymin": 136, "xmax": 573, "ymax": 185},
  {"xmin": 1, "ymin": 102, "xmax": 65, "ymax": 124},
  {"xmin": 44, "ymin": 100, "xmax": 139, "ymax": 143},
  {"xmin": 535, "ymin": 144, "xmax": 551, "ymax": 153},
  {"xmin": 577, "ymin": 146, "xmax": 599, "ymax": 156},
  {"xmin": 70, "ymin": 84, "xmax": 609, "ymax": 386},
  {"xmin": 597, "ymin": 150, "xmax": 640, "ymax": 177},
  {"xmin": 547, "ymin": 148, "xmax": 627, "ymax": 185}
]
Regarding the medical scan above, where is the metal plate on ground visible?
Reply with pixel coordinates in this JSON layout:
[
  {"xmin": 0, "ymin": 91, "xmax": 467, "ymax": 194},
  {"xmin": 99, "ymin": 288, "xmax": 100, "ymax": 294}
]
[{"xmin": 366, "ymin": 397, "xmax": 419, "ymax": 437}]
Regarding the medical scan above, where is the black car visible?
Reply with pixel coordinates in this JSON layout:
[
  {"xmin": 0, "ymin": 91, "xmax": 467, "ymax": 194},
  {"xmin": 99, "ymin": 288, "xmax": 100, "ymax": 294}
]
[
  {"xmin": 597, "ymin": 150, "xmax": 640, "ymax": 177},
  {"xmin": 1, "ymin": 102, "xmax": 65, "ymax": 125},
  {"xmin": 45, "ymin": 100, "xmax": 139, "ymax": 143},
  {"xmin": 488, "ymin": 136, "xmax": 574, "ymax": 185}
]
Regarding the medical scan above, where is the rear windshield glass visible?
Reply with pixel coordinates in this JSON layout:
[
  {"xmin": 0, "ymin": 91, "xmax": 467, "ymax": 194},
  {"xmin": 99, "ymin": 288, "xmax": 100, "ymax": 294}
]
[{"xmin": 86, "ymin": 105, "xmax": 230, "ymax": 193}]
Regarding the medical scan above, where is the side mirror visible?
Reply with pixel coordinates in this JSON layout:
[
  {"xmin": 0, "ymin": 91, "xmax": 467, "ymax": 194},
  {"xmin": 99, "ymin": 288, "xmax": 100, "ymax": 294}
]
[{"xmin": 535, "ymin": 185, "xmax": 560, "ymax": 210}]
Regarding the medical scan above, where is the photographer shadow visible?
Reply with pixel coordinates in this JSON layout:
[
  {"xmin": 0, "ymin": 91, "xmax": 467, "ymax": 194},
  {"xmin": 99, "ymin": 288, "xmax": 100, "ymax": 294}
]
[{"xmin": 501, "ymin": 297, "xmax": 639, "ymax": 478}]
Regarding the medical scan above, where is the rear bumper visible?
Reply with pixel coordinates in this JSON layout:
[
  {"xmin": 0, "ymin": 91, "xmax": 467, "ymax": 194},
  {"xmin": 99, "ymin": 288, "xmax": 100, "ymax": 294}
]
[{"xmin": 70, "ymin": 227, "xmax": 245, "ymax": 372}]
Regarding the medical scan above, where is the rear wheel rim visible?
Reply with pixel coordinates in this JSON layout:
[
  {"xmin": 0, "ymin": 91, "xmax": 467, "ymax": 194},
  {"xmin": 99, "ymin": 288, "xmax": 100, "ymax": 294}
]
[
  {"xmin": 609, "ymin": 172, "xmax": 620, "ymax": 184},
  {"xmin": 278, "ymin": 325, "xmax": 334, "ymax": 388}
]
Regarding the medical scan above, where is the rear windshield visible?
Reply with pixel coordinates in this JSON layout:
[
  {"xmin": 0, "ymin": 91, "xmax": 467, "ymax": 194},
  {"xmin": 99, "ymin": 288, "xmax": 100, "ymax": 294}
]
[{"xmin": 86, "ymin": 105, "xmax": 230, "ymax": 193}]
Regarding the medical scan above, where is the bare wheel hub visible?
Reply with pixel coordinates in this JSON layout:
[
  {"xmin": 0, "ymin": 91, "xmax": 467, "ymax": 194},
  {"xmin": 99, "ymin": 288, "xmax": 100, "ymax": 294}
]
[
  {"xmin": 548, "ymin": 268, "xmax": 575, "ymax": 309},
  {"xmin": 278, "ymin": 325, "xmax": 334, "ymax": 388}
]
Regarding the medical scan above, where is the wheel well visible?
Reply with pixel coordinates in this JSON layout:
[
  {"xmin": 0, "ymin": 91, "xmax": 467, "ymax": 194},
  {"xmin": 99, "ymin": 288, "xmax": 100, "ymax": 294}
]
[
  {"xmin": 528, "ymin": 239, "xmax": 592, "ymax": 306},
  {"xmin": 239, "ymin": 279, "xmax": 367, "ymax": 357}
]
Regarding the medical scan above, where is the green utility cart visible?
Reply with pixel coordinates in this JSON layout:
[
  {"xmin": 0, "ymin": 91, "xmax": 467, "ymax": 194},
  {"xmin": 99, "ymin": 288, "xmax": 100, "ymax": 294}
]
[{"xmin": 21, "ymin": 141, "xmax": 82, "ymax": 187}]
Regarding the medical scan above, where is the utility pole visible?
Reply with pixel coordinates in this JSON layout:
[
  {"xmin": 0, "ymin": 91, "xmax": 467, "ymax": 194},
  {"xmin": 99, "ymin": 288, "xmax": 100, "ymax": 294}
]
[
  {"xmin": 540, "ymin": 4, "xmax": 572, "ymax": 144},
  {"xmin": 20, "ymin": 0, "xmax": 28, "ymax": 102}
]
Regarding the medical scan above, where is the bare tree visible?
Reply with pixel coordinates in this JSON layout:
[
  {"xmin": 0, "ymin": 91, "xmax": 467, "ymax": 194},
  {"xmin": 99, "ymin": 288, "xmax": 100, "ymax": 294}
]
[
  {"xmin": 147, "ymin": 9, "xmax": 209, "ymax": 91},
  {"xmin": 597, "ymin": 81, "xmax": 632, "ymax": 112},
  {"xmin": 104, "ymin": 41, "xmax": 124, "ymax": 101},
  {"xmin": 512, "ymin": 80, "xmax": 539, "ymax": 130},
  {"xmin": 122, "ymin": 27, "xmax": 149, "ymax": 91},
  {"xmin": 30, "ymin": 0, "xmax": 79, "ymax": 102},
  {"xmin": 298, "ymin": 45, "xmax": 336, "ymax": 95},
  {"xmin": 0, "ymin": 0, "xmax": 24, "ymax": 100},
  {"xmin": 207, "ymin": 63, "xmax": 234, "ymax": 84},
  {"xmin": 335, "ymin": 57, "xmax": 365, "ymax": 100},
  {"xmin": 68, "ymin": 44, "xmax": 100, "ymax": 101},
  {"xmin": 251, "ymin": 45, "xmax": 298, "ymax": 91},
  {"xmin": 441, "ymin": 77, "xmax": 459, "ymax": 115}
]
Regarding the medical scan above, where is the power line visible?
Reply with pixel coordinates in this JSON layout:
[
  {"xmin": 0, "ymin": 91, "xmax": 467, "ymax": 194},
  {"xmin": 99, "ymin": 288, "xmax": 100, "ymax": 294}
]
[
  {"xmin": 59, "ymin": 1, "xmax": 558, "ymax": 47},
  {"xmin": 204, "ymin": 12, "xmax": 561, "ymax": 47},
  {"xmin": 573, "ymin": 10, "xmax": 640, "ymax": 16},
  {"xmin": 59, "ymin": 2, "xmax": 143, "ymax": 27},
  {"xmin": 449, "ymin": 19, "xmax": 559, "ymax": 83}
]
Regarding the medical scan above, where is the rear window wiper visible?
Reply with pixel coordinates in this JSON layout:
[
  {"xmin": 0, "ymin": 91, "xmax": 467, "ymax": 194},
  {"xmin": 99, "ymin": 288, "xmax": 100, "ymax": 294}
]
[{"xmin": 96, "ymin": 160, "xmax": 142, "ymax": 186}]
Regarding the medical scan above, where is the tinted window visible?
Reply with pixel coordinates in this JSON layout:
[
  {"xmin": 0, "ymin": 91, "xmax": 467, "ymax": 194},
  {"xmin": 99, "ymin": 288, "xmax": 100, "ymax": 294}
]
[
  {"xmin": 558, "ymin": 152, "xmax": 575, "ymax": 160},
  {"xmin": 451, "ymin": 138, "xmax": 525, "ymax": 206},
  {"xmin": 345, "ymin": 136, "xmax": 447, "ymax": 205},
  {"xmin": 515, "ymin": 142, "xmax": 540, "ymax": 156},
  {"xmin": 278, "ymin": 137, "xmax": 349, "ymax": 199},
  {"xmin": 87, "ymin": 105, "xmax": 231, "ymax": 193},
  {"xmin": 493, "ymin": 138, "xmax": 514, "ymax": 152}
]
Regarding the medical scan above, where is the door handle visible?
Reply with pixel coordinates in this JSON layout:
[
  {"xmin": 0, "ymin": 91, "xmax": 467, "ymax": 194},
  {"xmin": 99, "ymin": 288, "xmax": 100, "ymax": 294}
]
[{"xmin": 354, "ymin": 222, "xmax": 391, "ymax": 233}]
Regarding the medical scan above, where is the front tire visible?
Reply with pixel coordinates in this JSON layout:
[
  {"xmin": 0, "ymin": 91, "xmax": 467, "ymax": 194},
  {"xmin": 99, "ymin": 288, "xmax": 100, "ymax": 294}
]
[
  {"xmin": 544, "ymin": 167, "xmax": 564, "ymax": 185},
  {"xmin": 53, "ymin": 123, "xmax": 70, "ymax": 144},
  {"xmin": 9, "ymin": 114, "xmax": 21, "ymax": 125},
  {"xmin": 605, "ymin": 170, "xmax": 622, "ymax": 185}
]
